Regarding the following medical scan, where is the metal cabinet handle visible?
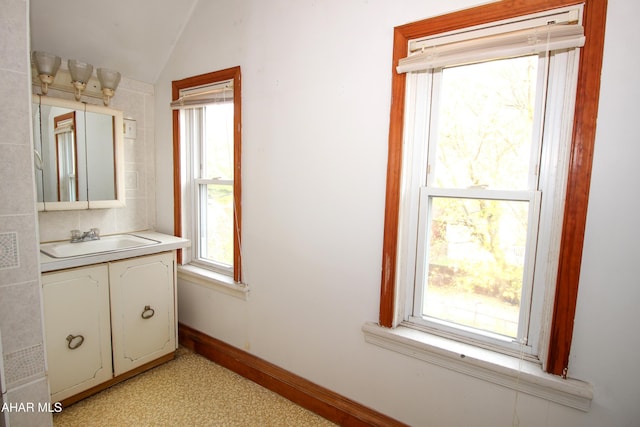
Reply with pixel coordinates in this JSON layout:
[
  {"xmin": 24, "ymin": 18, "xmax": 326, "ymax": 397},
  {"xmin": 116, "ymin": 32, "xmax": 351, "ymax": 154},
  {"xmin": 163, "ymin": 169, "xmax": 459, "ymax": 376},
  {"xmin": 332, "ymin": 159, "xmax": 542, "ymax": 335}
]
[
  {"xmin": 141, "ymin": 305, "xmax": 155, "ymax": 319},
  {"xmin": 66, "ymin": 334, "xmax": 84, "ymax": 350}
]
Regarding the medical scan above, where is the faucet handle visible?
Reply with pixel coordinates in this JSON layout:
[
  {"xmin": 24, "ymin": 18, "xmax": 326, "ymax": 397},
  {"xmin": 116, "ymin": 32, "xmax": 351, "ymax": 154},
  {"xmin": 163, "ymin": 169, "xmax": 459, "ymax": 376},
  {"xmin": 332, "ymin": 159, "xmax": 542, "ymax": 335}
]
[
  {"xmin": 71, "ymin": 229, "xmax": 81, "ymax": 239},
  {"xmin": 90, "ymin": 228, "xmax": 100, "ymax": 238}
]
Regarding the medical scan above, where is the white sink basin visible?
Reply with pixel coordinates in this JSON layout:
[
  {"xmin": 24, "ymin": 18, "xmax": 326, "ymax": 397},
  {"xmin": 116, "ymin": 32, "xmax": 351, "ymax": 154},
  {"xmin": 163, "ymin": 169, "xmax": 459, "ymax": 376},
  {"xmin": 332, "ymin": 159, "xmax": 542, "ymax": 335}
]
[{"xmin": 40, "ymin": 234, "xmax": 160, "ymax": 258}]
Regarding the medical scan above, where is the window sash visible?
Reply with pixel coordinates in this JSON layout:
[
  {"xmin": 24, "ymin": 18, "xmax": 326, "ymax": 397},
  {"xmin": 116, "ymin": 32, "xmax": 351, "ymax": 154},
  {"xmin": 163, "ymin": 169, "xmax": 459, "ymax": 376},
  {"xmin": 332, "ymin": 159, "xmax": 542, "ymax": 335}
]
[
  {"xmin": 179, "ymin": 103, "xmax": 236, "ymax": 275},
  {"xmin": 425, "ymin": 57, "xmax": 546, "ymax": 192},
  {"xmin": 194, "ymin": 180, "xmax": 234, "ymax": 274},
  {"xmin": 186, "ymin": 105, "xmax": 235, "ymax": 273},
  {"xmin": 397, "ymin": 42, "xmax": 579, "ymax": 359},
  {"xmin": 412, "ymin": 187, "xmax": 542, "ymax": 353}
]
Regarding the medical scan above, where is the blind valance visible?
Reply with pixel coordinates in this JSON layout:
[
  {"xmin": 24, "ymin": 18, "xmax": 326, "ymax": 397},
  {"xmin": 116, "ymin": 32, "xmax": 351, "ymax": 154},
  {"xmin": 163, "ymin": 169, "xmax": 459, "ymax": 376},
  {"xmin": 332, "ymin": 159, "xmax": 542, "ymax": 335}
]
[
  {"xmin": 171, "ymin": 79, "xmax": 233, "ymax": 110},
  {"xmin": 397, "ymin": 11, "xmax": 584, "ymax": 73}
]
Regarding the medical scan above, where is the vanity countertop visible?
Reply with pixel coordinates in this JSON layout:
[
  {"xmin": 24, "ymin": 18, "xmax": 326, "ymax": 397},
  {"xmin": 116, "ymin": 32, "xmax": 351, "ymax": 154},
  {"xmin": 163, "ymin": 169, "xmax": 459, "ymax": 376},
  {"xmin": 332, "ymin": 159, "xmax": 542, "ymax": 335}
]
[{"xmin": 40, "ymin": 230, "xmax": 190, "ymax": 272}]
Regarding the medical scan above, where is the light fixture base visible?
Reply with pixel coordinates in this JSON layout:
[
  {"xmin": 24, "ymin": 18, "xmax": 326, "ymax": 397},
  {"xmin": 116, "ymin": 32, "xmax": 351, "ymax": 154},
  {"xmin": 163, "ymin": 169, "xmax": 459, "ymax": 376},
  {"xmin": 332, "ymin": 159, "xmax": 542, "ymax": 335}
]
[
  {"xmin": 71, "ymin": 81, "xmax": 87, "ymax": 101},
  {"xmin": 37, "ymin": 74, "xmax": 55, "ymax": 95},
  {"xmin": 101, "ymin": 88, "xmax": 114, "ymax": 105}
]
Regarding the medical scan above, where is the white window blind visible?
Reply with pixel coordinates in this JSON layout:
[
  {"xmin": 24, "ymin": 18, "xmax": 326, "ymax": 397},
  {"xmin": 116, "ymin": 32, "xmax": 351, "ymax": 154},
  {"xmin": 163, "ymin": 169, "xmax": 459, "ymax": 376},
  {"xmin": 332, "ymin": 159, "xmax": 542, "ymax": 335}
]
[
  {"xmin": 171, "ymin": 80, "xmax": 234, "ymax": 110},
  {"xmin": 397, "ymin": 8, "xmax": 584, "ymax": 73}
]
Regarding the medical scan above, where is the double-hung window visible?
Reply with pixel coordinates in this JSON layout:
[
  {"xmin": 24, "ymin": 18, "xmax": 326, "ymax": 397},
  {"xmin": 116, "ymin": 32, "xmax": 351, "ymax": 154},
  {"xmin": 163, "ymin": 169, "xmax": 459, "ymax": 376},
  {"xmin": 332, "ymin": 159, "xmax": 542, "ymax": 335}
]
[
  {"xmin": 172, "ymin": 67, "xmax": 242, "ymax": 283},
  {"xmin": 397, "ymin": 8, "xmax": 584, "ymax": 357},
  {"xmin": 377, "ymin": 1, "xmax": 606, "ymax": 376}
]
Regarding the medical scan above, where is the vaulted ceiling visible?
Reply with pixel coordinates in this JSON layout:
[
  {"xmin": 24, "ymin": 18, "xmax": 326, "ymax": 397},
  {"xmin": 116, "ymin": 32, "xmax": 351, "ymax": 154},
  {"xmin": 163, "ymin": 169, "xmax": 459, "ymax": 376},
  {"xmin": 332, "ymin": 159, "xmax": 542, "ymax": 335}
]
[{"xmin": 30, "ymin": 0, "xmax": 199, "ymax": 83}]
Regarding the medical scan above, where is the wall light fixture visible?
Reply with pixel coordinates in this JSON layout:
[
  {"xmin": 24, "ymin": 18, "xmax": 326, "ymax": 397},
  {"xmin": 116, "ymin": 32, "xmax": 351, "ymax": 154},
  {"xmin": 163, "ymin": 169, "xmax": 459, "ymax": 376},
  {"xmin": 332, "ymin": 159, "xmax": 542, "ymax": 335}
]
[
  {"xmin": 67, "ymin": 59, "xmax": 94, "ymax": 101},
  {"xmin": 32, "ymin": 51, "xmax": 61, "ymax": 95},
  {"xmin": 32, "ymin": 52, "xmax": 122, "ymax": 105},
  {"xmin": 97, "ymin": 68, "xmax": 121, "ymax": 106}
]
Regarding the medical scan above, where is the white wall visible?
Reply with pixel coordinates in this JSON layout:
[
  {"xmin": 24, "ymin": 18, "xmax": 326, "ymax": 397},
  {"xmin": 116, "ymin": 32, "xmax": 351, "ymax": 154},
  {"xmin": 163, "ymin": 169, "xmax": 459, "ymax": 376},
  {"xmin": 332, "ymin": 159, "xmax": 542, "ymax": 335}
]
[{"xmin": 155, "ymin": 1, "xmax": 640, "ymax": 426}]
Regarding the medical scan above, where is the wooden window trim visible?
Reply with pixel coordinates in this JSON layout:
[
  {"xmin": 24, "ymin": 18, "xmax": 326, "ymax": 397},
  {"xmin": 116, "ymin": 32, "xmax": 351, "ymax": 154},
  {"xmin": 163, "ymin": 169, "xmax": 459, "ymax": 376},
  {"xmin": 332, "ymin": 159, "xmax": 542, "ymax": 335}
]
[
  {"xmin": 172, "ymin": 66, "xmax": 243, "ymax": 283},
  {"xmin": 379, "ymin": 0, "xmax": 607, "ymax": 376},
  {"xmin": 53, "ymin": 111, "xmax": 79, "ymax": 202}
]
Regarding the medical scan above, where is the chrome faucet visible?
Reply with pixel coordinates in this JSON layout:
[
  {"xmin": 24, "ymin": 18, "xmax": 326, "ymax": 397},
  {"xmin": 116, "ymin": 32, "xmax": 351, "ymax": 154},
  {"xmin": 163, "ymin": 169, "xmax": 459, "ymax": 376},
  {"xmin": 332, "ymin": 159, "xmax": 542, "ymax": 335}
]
[{"xmin": 70, "ymin": 228, "xmax": 100, "ymax": 243}]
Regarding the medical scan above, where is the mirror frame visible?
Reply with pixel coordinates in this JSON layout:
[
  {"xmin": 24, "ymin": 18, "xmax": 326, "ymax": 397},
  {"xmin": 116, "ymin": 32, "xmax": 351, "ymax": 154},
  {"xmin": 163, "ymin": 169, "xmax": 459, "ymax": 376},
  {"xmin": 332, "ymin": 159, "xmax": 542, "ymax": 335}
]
[{"xmin": 33, "ymin": 94, "xmax": 125, "ymax": 211}]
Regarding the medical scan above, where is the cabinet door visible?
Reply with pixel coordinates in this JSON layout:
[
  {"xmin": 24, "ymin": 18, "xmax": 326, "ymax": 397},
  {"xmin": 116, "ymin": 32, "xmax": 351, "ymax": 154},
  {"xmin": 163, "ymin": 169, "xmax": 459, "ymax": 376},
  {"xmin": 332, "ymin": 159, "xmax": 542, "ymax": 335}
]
[
  {"xmin": 42, "ymin": 265, "xmax": 112, "ymax": 402},
  {"xmin": 109, "ymin": 252, "xmax": 176, "ymax": 376}
]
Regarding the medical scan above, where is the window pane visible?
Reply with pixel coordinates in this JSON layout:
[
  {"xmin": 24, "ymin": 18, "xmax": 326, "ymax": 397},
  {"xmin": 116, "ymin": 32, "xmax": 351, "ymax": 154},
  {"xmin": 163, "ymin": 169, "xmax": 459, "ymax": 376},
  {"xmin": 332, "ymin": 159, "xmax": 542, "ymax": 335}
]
[
  {"xmin": 433, "ymin": 56, "xmax": 538, "ymax": 191},
  {"xmin": 422, "ymin": 197, "xmax": 529, "ymax": 338},
  {"xmin": 56, "ymin": 132, "xmax": 76, "ymax": 202},
  {"xmin": 203, "ymin": 103, "xmax": 234, "ymax": 180},
  {"xmin": 200, "ymin": 183, "xmax": 233, "ymax": 267}
]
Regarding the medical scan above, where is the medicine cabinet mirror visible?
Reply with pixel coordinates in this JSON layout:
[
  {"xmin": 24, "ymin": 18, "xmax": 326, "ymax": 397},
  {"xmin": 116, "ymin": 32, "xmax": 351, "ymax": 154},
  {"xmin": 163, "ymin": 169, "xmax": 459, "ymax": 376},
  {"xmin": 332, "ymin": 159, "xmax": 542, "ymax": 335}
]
[{"xmin": 32, "ymin": 94, "xmax": 125, "ymax": 211}]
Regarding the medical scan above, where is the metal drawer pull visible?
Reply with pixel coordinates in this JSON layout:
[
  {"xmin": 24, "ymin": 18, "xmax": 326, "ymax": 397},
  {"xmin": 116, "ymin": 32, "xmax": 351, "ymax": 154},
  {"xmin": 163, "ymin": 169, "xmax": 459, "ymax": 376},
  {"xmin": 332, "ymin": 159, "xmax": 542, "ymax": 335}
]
[
  {"xmin": 141, "ymin": 305, "xmax": 155, "ymax": 319},
  {"xmin": 66, "ymin": 334, "xmax": 84, "ymax": 350}
]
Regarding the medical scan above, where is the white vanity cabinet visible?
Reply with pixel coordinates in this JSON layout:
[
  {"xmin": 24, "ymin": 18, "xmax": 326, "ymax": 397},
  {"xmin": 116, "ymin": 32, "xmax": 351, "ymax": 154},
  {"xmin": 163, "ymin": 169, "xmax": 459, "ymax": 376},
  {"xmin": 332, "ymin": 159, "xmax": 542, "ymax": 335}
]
[
  {"xmin": 42, "ymin": 251, "xmax": 177, "ymax": 404},
  {"xmin": 42, "ymin": 264, "xmax": 113, "ymax": 403}
]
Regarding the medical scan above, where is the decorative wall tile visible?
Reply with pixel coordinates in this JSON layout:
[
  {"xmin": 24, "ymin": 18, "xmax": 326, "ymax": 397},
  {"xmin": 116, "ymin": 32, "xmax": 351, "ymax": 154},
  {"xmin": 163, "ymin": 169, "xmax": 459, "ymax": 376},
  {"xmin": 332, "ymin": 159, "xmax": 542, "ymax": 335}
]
[
  {"xmin": 0, "ymin": 232, "xmax": 19, "ymax": 270},
  {"xmin": 0, "ymin": 218, "xmax": 38, "ymax": 287},
  {"xmin": 3, "ymin": 344, "xmax": 45, "ymax": 388}
]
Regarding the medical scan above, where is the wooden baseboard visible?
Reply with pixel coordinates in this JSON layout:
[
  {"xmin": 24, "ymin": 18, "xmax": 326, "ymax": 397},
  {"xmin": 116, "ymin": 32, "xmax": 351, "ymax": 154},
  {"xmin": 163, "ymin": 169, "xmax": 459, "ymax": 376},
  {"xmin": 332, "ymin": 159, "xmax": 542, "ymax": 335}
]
[{"xmin": 178, "ymin": 323, "xmax": 407, "ymax": 427}]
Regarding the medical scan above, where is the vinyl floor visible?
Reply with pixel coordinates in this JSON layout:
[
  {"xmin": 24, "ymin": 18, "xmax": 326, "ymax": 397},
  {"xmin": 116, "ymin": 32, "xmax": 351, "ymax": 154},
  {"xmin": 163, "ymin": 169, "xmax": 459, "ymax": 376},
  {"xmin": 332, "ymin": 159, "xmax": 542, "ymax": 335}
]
[{"xmin": 53, "ymin": 347, "xmax": 336, "ymax": 427}]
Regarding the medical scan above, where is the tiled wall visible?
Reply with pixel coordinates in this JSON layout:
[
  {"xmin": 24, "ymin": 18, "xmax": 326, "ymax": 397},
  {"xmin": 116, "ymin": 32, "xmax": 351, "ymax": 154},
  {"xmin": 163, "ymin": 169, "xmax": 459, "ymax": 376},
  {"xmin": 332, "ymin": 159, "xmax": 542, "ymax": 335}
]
[
  {"xmin": 0, "ymin": 0, "xmax": 156, "ymax": 422},
  {"xmin": 0, "ymin": 0, "xmax": 53, "ymax": 425},
  {"xmin": 36, "ymin": 77, "xmax": 156, "ymax": 242}
]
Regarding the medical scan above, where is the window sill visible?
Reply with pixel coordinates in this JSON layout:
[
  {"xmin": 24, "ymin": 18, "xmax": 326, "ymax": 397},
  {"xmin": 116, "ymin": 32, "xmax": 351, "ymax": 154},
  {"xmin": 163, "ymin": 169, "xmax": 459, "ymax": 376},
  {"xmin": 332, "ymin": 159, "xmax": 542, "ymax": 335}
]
[
  {"xmin": 177, "ymin": 264, "xmax": 249, "ymax": 300},
  {"xmin": 361, "ymin": 322, "xmax": 592, "ymax": 411}
]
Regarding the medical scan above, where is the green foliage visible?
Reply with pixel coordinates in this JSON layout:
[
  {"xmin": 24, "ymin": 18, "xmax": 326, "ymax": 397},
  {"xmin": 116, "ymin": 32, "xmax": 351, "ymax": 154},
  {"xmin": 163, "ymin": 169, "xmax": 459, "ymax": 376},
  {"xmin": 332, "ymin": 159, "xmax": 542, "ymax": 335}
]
[
  {"xmin": 204, "ymin": 185, "xmax": 233, "ymax": 266},
  {"xmin": 425, "ymin": 56, "xmax": 537, "ymax": 309},
  {"xmin": 428, "ymin": 260, "xmax": 522, "ymax": 306}
]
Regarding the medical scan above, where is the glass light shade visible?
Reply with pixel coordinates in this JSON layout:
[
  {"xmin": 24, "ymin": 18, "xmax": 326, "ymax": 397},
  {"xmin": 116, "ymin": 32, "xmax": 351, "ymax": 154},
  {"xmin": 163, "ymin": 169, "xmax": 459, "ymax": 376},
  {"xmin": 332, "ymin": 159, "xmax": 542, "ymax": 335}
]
[
  {"xmin": 32, "ymin": 51, "xmax": 61, "ymax": 77},
  {"xmin": 97, "ymin": 68, "xmax": 121, "ymax": 91},
  {"xmin": 68, "ymin": 60, "xmax": 94, "ymax": 101},
  {"xmin": 32, "ymin": 51, "xmax": 61, "ymax": 95},
  {"xmin": 67, "ymin": 59, "xmax": 93, "ymax": 83}
]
